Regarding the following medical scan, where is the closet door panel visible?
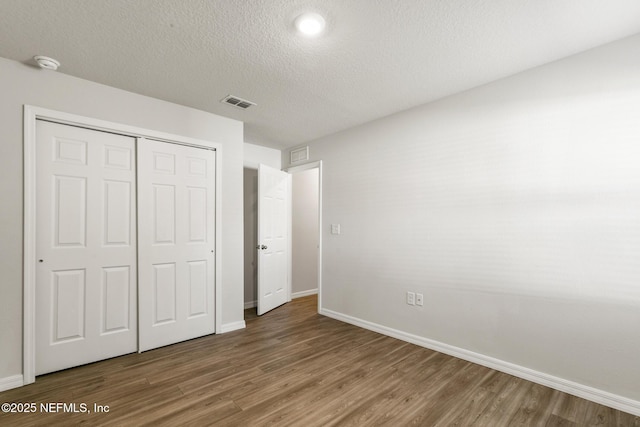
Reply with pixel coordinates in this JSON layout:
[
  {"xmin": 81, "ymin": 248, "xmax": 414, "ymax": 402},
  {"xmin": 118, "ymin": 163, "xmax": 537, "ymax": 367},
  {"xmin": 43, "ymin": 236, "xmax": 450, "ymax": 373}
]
[
  {"xmin": 138, "ymin": 138, "xmax": 216, "ymax": 352},
  {"xmin": 36, "ymin": 120, "xmax": 137, "ymax": 375}
]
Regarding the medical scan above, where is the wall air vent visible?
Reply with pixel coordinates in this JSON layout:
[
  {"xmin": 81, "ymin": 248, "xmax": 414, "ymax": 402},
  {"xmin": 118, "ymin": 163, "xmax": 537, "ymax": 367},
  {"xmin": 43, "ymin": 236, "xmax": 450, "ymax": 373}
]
[
  {"xmin": 290, "ymin": 146, "xmax": 309, "ymax": 164},
  {"xmin": 220, "ymin": 95, "xmax": 256, "ymax": 110}
]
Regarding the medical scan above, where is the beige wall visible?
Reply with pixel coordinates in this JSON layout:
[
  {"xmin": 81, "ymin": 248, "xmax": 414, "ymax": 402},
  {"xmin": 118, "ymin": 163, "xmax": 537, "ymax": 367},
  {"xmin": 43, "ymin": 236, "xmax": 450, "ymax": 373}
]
[
  {"xmin": 0, "ymin": 57, "xmax": 245, "ymax": 384},
  {"xmin": 283, "ymin": 34, "xmax": 640, "ymax": 405}
]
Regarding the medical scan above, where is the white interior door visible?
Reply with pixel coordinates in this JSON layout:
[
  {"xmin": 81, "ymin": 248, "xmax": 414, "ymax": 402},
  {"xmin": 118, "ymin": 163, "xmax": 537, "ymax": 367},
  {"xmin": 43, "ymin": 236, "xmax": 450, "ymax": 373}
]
[
  {"xmin": 257, "ymin": 164, "xmax": 291, "ymax": 315},
  {"xmin": 36, "ymin": 120, "xmax": 137, "ymax": 375},
  {"xmin": 137, "ymin": 138, "xmax": 216, "ymax": 352}
]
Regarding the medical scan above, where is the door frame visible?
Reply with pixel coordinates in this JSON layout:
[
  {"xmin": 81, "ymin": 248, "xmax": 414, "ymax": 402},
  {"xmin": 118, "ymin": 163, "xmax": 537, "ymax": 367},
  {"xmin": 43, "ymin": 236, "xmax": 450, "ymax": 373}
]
[
  {"xmin": 23, "ymin": 105, "xmax": 223, "ymax": 385},
  {"xmin": 286, "ymin": 161, "xmax": 323, "ymax": 312}
]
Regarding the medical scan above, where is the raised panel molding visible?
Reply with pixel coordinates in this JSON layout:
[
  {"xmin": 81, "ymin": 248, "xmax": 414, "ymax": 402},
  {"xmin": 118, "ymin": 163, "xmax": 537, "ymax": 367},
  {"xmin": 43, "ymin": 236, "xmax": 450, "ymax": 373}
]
[
  {"xmin": 102, "ymin": 266, "xmax": 131, "ymax": 333},
  {"xmin": 153, "ymin": 184, "xmax": 176, "ymax": 245},
  {"xmin": 188, "ymin": 187, "xmax": 207, "ymax": 242},
  {"xmin": 55, "ymin": 176, "xmax": 87, "ymax": 247},
  {"xmin": 52, "ymin": 269, "xmax": 86, "ymax": 343},
  {"xmin": 187, "ymin": 157, "xmax": 207, "ymax": 177},
  {"xmin": 104, "ymin": 145, "xmax": 132, "ymax": 170},
  {"xmin": 55, "ymin": 138, "xmax": 87, "ymax": 165},
  {"xmin": 187, "ymin": 260, "xmax": 207, "ymax": 318},
  {"xmin": 153, "ymin": 152, "xmax": 175, "ymax": 174},
  {"xmin": 104, "ymin": 180, "xmax": 131, "ymax": 246},
  {"xmin": 152, "ymin": 263, "xmax": 176, "ymax": 325}
]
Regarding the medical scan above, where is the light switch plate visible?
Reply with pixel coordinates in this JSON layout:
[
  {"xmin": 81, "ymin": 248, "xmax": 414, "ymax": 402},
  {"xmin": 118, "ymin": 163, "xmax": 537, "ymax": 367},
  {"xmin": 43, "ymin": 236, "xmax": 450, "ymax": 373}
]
[{"xmin": 331, "ymin": 224, "xmax": 341, "ymax": 235}]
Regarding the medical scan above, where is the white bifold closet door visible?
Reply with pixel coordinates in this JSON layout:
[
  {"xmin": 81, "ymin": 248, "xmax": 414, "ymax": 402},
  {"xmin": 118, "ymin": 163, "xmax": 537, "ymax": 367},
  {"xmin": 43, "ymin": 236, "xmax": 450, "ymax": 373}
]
[
  {"xmin": 137, "ymin": 138, "xmax": 216, "ymax": 352},
  {"xmin": 36, "ymin": 120, "xmax": 138, "ymax": 375},
  {"xmin": 36, "ymin": 122, "xmax": 217, "ymax": 375}
]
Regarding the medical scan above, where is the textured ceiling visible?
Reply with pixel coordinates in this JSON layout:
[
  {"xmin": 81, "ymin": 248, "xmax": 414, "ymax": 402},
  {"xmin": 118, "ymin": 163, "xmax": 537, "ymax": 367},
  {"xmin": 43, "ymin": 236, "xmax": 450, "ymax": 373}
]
[{"xmin": 1, "ymin": 1, "xmax": 640, "ymax": 149}]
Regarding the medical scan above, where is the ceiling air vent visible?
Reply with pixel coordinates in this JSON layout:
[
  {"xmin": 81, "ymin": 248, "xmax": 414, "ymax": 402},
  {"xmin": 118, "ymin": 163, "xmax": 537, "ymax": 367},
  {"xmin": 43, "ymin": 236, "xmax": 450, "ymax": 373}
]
[
  {"xmin": 220, "ymin": 95, "xmax": 256, "ymax": 110},
  {"xmin": 290, "ymin": 146, "xmax": 309, "ymax": 164}
]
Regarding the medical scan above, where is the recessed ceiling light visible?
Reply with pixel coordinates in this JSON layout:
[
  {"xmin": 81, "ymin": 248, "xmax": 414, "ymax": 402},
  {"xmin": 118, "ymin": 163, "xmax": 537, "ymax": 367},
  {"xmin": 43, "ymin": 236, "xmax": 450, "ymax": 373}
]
[
  {"xmin": 294, "ymin": 13, "xmax": 326, "ymax": 37},
  {"xmin": 34, "ymin": 55, "xmax": 60, "ymax": 70}
]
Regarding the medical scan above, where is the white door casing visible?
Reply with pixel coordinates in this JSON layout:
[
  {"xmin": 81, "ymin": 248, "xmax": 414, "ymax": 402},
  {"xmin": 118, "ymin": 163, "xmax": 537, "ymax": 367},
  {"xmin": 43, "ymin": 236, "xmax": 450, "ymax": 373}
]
[
  {"xmin": 35, "ymin": 120, "xmax": 138, "ymax": 375},
  {"xmin": 137, "ymin": 138, "xmax": 216, "ymax": 352},
  {"xmin": 257, "ymin": 164, "xmax": 291, "ymax": 315}
]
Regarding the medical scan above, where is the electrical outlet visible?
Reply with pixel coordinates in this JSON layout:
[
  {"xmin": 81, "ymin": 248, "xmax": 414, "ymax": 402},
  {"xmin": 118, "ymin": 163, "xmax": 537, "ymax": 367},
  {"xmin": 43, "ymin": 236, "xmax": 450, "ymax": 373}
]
[
  {"xmin": 407, "ymin": 291, "xmax": 415, "ymax": 306},
  {"xmin": 331, "ymin": 224, "xmax": 341, "ymax": 235},
  {"xmin": 416, "ymin": 293, "xmax": 424, "ymax": 306}
]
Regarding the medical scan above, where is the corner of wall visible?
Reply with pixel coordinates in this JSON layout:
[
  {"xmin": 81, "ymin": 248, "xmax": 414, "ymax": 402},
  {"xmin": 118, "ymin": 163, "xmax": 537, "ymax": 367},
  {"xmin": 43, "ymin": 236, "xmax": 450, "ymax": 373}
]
[
  {"xmin": 0, "ymin": 375, "xmax": 24, "ymax": 392},
  {"xmin": 219, "ymin": 320, "xmax": 247, "ymax": 334}
]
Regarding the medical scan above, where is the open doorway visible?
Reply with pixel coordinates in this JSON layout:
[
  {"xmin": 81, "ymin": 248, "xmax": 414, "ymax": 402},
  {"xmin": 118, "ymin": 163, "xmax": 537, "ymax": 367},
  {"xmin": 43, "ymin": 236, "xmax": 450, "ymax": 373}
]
[
  {"xmin": 243, "ymin": 167, "xmax": 259, "ymax": 309},
  {"xmin": 243, "ymin": 162, "xmax": 322, "ymax": 314},
  {"xmin": 290, "ymin": 166, "xmax": 320, "ymax": 299}
]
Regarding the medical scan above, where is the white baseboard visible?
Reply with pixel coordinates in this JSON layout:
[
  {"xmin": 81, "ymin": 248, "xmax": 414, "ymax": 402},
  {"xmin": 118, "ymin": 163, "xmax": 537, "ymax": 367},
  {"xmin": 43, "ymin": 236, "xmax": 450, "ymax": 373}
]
[
  {"xmin": 320, "ymin": 308, "xmax": 640, "ymax": 417},
  {"xmin": 219, "ymin": 320, "xmax": 246, "ymax": 334},
  {"xmin": 292, "ymin": 289, "xmax": 318, "ymax": 299},
  {"xmin": 0, "ymin": 375, "xmax": 24, "ymax": 392},
  {"xmin": 245, "ymin": 290, "xmax": 317, "ymax": 309}
]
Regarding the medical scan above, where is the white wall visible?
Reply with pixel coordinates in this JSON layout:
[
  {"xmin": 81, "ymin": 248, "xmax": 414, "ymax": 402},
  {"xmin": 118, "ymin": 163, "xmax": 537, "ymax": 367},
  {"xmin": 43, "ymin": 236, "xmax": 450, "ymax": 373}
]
[
  {"xmin": 283, "ymin": 34, "xmax": 640, "ymax": 408},
  {"xmin": 292, "ymin": 168, "xmax": 319, "ymax": 296},
  {"xmin": 242, "ymin": 143, "xmax": 281, "ymax": 307},
  {"xmin": 0, "ymin": 57, "xmax": 245, "ymax": 385},
  {"xmin": 244, "ymin": 142, "xmax": 281, "ymax": 169}
]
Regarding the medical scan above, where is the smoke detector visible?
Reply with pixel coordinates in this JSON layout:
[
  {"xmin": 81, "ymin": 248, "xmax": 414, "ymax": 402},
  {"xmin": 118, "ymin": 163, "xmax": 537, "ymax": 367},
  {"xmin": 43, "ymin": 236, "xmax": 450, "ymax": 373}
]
[{"xmin": 34, "ymin": 56, "xmax": 60, "ymax": 71}]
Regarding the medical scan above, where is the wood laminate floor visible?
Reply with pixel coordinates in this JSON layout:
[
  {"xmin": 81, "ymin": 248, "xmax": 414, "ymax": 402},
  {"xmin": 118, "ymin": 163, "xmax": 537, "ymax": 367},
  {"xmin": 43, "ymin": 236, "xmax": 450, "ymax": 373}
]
[{"xmin": 1, "ymin": 295, "xmax": 637, "ymax": 426}]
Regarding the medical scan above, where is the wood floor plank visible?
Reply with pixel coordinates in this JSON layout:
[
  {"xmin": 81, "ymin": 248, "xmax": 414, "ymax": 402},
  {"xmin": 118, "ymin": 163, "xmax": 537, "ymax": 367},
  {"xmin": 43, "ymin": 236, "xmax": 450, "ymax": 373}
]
[
  {"xmin": 260, "ymin": 344, "xmax": 423, "ymax": 426},
  {"xmin": 223, "ymin": 338, "xmax": 414, "ymax": 425},
  {"xmin": 438, "ymin": 369, "xmax": 516, "ymax": 426},
  {"xmin": 0, "ymin": 295, "xmax": 638, "ymax": 426},
  {"xmin": 506, "ymin": 382, "xmax": 556, "ymax": 426},
  {"xmin": 545, "ymin": 413, "xmax": 577, "ymax": 427}
]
